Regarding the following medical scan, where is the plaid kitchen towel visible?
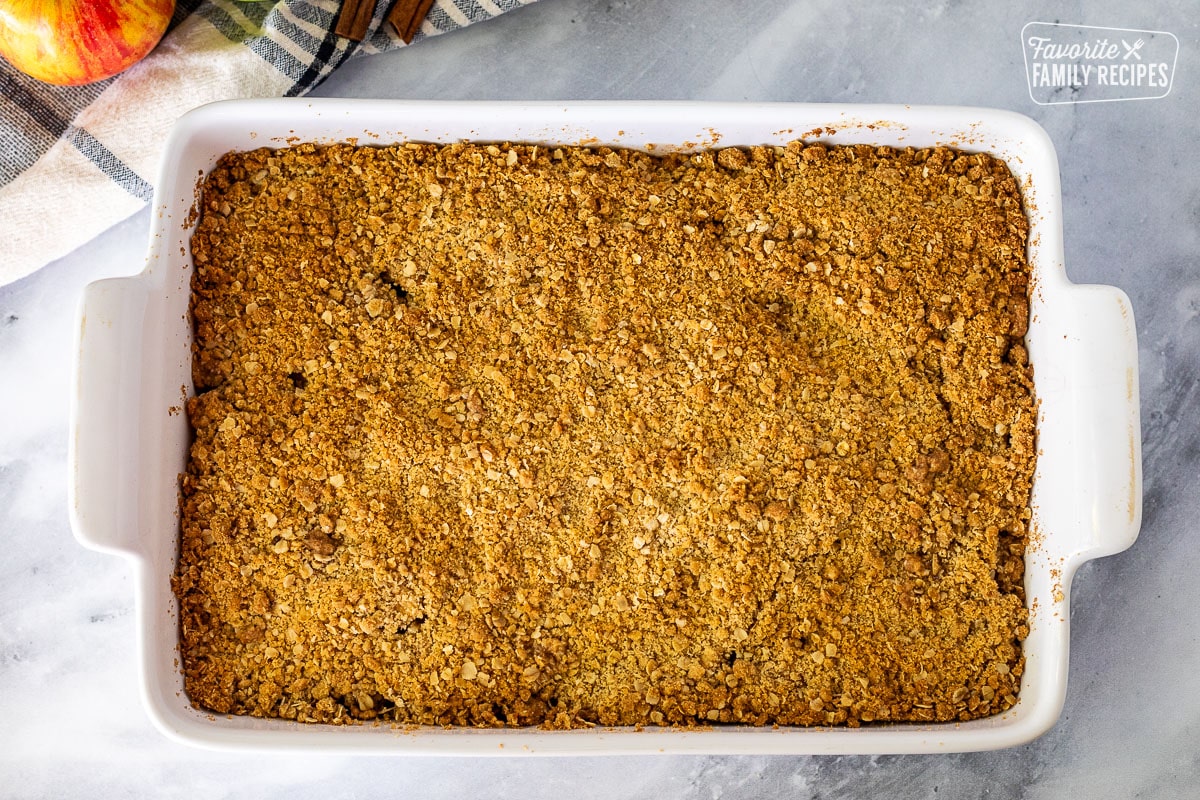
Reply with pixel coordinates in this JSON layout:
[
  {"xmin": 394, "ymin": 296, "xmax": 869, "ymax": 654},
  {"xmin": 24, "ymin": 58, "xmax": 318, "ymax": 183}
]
[{"xmin": 0, "ymin": 0, "xmax": 531, "ymax": 287}]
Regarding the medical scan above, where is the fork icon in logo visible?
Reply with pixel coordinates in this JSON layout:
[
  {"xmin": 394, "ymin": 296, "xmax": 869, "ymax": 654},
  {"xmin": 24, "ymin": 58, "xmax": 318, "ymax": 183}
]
[{"xmin": 1122, "ymin": 38, "xmax": 1145, "ymax": 60}]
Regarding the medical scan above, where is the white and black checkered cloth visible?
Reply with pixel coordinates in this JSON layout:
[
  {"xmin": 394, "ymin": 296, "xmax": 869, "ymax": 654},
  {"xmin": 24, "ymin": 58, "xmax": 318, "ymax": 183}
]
[{"xmin": 0, "ymin": 0, "xmax": 529, "ymax": 286}]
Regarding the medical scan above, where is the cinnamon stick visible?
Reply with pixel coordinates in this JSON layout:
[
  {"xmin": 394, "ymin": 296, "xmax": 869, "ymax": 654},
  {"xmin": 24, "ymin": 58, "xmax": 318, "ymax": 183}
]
[
  {"xmin": 387, "ymin": 0, "xmax": 436, "ymax": 44},
  {"xmin": 335, "ymin": 0, "xmax": 375, "ymax": 42}
]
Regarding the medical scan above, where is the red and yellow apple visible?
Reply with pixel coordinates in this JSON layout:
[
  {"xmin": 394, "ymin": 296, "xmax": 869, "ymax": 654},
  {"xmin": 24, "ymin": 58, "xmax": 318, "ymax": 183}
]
[{"xmin": 0, "ymin": 0, "xmax": 175, "ymax": 86}]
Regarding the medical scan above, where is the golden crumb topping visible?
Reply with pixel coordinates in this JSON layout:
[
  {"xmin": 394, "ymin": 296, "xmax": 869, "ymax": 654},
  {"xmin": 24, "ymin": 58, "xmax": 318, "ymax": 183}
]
[{"xmin": 176, "ymin": 140, "xmax": 1035, "ymax": 728}]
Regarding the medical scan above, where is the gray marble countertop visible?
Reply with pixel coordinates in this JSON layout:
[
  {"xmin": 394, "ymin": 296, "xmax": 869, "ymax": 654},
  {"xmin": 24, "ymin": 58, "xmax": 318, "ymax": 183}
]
[{"xmin": 2, "ymin": 0, "xmax": 1197, "ymax": 796}]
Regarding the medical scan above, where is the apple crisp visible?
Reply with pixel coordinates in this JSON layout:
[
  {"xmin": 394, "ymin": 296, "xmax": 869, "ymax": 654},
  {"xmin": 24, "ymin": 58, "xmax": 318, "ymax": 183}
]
[{"xmin": 176, "ymin": 139, "xmax": 1036, "ymax": 728}]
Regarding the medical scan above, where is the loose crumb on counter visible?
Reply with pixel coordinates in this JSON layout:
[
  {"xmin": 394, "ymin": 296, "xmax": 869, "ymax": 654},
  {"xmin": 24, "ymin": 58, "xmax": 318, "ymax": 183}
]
[{"xmin": 175, "ymin": 139, "xmax": 1036, "ymax": 728}]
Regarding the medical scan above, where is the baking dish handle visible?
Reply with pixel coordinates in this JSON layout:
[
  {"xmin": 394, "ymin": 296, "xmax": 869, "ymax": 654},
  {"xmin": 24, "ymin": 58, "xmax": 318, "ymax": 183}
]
[
  {"xmin": 1067, "ymin": 283, "xmax": 1142, "ymax": 560},
  {"xmin": 68, "ymin": 277, "xmax": 148, "ymax": 558}
]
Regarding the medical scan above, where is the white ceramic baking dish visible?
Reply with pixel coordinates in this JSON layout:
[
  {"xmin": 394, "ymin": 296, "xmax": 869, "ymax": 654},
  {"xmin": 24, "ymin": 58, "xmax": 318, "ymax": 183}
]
[{"xmin": 69, "ymin": 99, "xmax": 1141, "ymax": 755}]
